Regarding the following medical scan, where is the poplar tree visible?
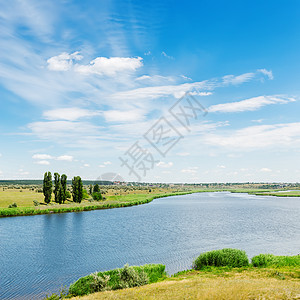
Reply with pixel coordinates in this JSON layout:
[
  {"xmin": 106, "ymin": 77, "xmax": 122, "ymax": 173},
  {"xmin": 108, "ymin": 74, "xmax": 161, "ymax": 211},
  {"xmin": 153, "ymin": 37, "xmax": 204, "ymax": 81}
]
[
  {"xmin": 54, "ymin": 173, "xmax": 60, "ymax": 203},
  {"xmin": 72, "ymin": 176, "xmax": 83, "ymax": 203},
  {"xmin": 43, "ymin": 171, "xmax": 52, "ymax": 204},
  {"xmin": 60, "ymin": 174, "xmax": 67, "ymax": 203}
]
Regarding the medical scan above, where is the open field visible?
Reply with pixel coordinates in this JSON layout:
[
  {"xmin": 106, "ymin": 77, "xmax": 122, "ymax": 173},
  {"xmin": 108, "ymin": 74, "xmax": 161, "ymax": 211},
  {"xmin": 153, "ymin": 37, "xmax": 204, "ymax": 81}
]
[
  {"xmin": 1, "ymin": 182, "xmax": 300, "ymax": 217},
  {"xmin": 70, "ymin": 267, "xmax": 300, "ymax": 300},
  {"xmin": 0, "ymin": 185, "xmax": 206, "ymax": 217}
]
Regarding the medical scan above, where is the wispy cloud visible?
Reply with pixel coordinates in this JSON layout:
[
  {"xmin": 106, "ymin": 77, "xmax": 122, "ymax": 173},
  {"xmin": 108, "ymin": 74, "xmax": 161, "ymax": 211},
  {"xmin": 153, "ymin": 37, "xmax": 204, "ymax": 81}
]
[
  {"xmin": 103, "ymin": 109, "xmax": 146, "ymax": 123},
  {"xmin": 208, "ymin": 95, "xmax": 295, "ymax": 113},
  {"xmin": 181, "ymin": 167, "xmax": 198, "ymax": 174},
  {"xmin": 161, "ymin": 51, "xmax": 174, "ymax": 59},
  {"xmin": 32, "ymin": 154, "xmax": 53, "ymax": 160},
  {"xmin": 43, "ymin": 108, "xmax": 100, "ymax": 121},
  {"xmin": 111, "ymin": 69, "xmax": 273, "ymax": 101},
  {"xmin": 156, "ymin": 161, "xmax": 173, "ymax": 168},
  {"xmin": 35, "ymin": 160, "xmax": 50, "ymax": 165},
  {"xmin": 203, "ymin": 122, "xmax": 300, "ymax": 149},
  {"xmin": 258, "ymin": 69, "xmax": 274, "ymax": 80},
  {"xmin": 57, "ymin": 155, "xmax": 73, "ymax": 161}
]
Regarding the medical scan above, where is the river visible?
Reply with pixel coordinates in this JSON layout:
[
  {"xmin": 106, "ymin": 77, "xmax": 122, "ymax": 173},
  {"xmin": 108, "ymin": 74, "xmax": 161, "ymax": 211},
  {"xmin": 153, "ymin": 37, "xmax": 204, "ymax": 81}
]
[{"xmin": 0, "ymin": 192, "xmax": 299, "ymax": 299}]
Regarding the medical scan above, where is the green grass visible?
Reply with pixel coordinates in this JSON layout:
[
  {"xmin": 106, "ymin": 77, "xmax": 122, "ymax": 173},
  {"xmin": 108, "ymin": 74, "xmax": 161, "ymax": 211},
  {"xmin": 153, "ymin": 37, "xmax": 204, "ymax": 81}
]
[
  {"xmin": 67, "ymin": 253, "xmax": 300, "ymax": 300},
  {"xmin": 252, "ymin": 254, "xmax": 300, "ymax": 267},
  {"xmin": 0, "ymin": 190, "xmax": 204, "ymax": 217},
  {"xmin": 193, "ymin": 249, "xmax": 249, "ymax": 270},
  {"xmin": 68, "ymin": 264, "xmax": 166, "ymax": 297}
]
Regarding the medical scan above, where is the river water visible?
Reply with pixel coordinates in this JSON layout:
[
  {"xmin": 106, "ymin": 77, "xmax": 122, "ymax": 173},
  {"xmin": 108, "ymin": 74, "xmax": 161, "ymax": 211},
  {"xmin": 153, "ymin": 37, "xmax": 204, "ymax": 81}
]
[{"xmin": 0, "ymin": 192, "xmax": 299, "ymax": 299}]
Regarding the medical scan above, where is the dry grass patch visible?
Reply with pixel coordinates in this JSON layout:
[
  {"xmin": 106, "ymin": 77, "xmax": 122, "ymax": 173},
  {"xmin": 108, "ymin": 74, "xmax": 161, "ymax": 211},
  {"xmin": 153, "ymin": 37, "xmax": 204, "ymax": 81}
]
[{"xmin": 70, "ymin": 269, "xmax": 300, "ymax": 300}]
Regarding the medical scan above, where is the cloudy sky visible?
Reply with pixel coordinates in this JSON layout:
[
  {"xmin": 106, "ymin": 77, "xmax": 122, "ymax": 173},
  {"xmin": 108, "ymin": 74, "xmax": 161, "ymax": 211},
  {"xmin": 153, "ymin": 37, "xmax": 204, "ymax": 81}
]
[{"xmin": 0, "ymin": 0, "xmax": 299, "ymax": 183}]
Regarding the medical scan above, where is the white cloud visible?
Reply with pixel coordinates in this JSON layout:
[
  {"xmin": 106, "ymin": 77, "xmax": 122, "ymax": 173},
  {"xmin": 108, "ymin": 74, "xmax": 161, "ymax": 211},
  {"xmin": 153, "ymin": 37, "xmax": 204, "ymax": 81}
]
[
  {"xmin": 99, "ymin": 165, "xmax": 105, "ymax": 168},
  {"xmin": 176, "ymin": 152, "xmax": 190, "ymax": 156},
  {"xmin": 103, "ymin": 109, "xmax": 145, "ymax": 123},
  {"xmin": 208, "ymin": 95, "xmax": 295, "ymax": 113},
  {"xmin": 43, "ymin": 108, "xmax": 100, "ymax": 121},
  {"xmin": 35, "ymin": 160, "xmax": 50, "ymax": 165},
  {"xmin": 222, "ymin": 73, "xmax": 255, "ymax": 85},
  {"xmin": 260, "ymin": 168, "xmax": 272, "ymax": 172},
  {"xmin": 112, "ymin": 70, "xmax": 272, "ymax": 101},
  {"xmin": 28, "ymin": 121, "xmax": 100, "ymax": 141},
  {"xmin": 56, "ymin": 155, "xmax": 73, "ymax": 162},
  {"xmin": 135, "ymin": 74, "xmax": 175, "ymax": 84},
  {"xmin": 181, "ymin": 167, "xmax": 198, "ymax": 174},
  {"xmin": 218, "ymin": 165, "xmax": 226, "ymax": 169},
  {"xmin": 47, "ymin": 52, "xmax": 83, "ymax": 71},
  {"xmin": 156, "ymin": 161, "xmax": 173, "ymax": 168},
  {"xmin": 204, "ymin": 122, "xmax": 300, "ymax": 150},
  {"xmin": 161, "ymin": 51, "xmax": 174, "ymax": 59},
  {"xmin": 74, "ymin": 56, "xmax": 143, "ymax": 76},
  {"xmin": 258, "ymin": 69, "xmax": 274, "ymax": 80},
  {"xmin": 32, "ymin": 154, "xmax": 53, "ymax": 160},
  {"xmin": 103, "ymin": 161, "xmax": 112, "ymax": 165},
  {"xmin": 190, "ymin": 91, "xmax": 212, "ymax": 96},
  {"xmin": 83, "ymin": 163, "xmax": 90, "ymax": 167}
]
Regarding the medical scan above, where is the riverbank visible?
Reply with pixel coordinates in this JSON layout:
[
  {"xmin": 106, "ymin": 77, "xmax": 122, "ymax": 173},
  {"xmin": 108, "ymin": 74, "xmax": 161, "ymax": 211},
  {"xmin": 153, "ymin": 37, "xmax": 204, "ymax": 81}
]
[
  {"xmin": 64, "ymin": 252, "xmax": 300, "ymax": 300},
  {"xmin": 70, "ymin": 267, "xmax": 300, "ymax": 300},
  {"xmin": 1, "ymin": 187, "xmax": 300, "ymax": 218},
  {"xmin": 0, "ymin": 190, "xmax": 206, "ymax": 217}
]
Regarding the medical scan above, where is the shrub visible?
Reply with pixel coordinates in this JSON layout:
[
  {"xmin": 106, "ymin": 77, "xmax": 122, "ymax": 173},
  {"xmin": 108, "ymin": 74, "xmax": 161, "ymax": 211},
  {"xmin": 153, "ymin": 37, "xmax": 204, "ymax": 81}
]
[
  {"xmin": 92, "ymin": 192, "xmax": 102, "ymax": 201},
  {"xmin": 68, "ymin": 264, "xmax": 166, "ymax": 297},
  {"xmin": 117, "ymin": 264, "xmax": 149, "ymax": 289},
  {"xmin": 33, "ymin": 200, "xmax": 40, "ymax": 206},
  {"xmin": 82, "ymin": 189, "xmax": 89, "ymax": 200},
  {"xmin": 8, "ymin": 203, "xmax": 18, "ymax": 208},
  {"xmin": 193, "ymin": 248, "xmax": 249, "ymax": 270},
  {"xmin": 89, "ymin": 273, "xmax": 110, "ymax": 292},
  {"xmin": 252, "ymin": 254, "xmax": 300, "ymax": 267}
]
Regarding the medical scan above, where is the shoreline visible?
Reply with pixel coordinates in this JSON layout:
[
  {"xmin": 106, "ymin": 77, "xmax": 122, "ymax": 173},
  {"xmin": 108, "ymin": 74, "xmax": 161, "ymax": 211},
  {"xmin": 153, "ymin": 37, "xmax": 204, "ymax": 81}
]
[{"xmin": 1, "ymin": 189, "xmax": 299, "ymax": 218}]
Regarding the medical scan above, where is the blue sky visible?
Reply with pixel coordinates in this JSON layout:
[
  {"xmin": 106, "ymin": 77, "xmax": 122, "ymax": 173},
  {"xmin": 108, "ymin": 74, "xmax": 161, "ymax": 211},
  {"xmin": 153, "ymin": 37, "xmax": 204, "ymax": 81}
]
[{"xmin": 0, "ymin": 0, "xmax": 300, "ymax": 183}]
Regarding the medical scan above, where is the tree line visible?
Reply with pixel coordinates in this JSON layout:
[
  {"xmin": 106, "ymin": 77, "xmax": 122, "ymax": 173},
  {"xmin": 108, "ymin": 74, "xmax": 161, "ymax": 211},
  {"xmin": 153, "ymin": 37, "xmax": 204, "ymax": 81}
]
[
  {"xmin": 43, "ymin": 172, "xmax": 104, "ymax": 204},
  {"xmin": 43, "ymin": 172, "xmax": 83, "ymax": 204}
]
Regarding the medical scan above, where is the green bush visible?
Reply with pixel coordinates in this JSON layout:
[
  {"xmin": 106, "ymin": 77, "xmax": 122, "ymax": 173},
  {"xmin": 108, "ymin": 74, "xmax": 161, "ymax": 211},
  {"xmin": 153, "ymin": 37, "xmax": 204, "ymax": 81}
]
[
  {"xmin": 33, "ymin": 200, "xmax": 40, "ymax": 206},
  {"xmin": 117, "ymin": 264, "xmax": 149, "ymax": 289},
  {"xmin": 8, "ymin": 202, "xmax": 18, "ymax": 208},
  {"xmin": 68, "ymin": 264, "xmax": 166, "ymax": 297},
  {"xmin": 89, "ymin": 273, "xmax": 110, "ymax": 292},
  {"xmin": 92, "ymin": 192, "xmax": 102, "ymax": 201},
  {"xmin": 193, "ymin": 248, "xmax": 249, "ymax": 270},
  {"xmin": 252, "ymin": 254, "xmax": 300, "ymax": 267}
]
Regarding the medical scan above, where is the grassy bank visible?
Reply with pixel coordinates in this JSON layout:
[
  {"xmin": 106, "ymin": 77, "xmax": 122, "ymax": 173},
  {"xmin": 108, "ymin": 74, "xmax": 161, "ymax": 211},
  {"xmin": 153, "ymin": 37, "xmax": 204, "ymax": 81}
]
[
  {"xmin": 64, "ymin": 252, "xmax": 300, "ymax": 300},
  {"xmin": 0, "ymin": 190, "xmax": 203, "ymax": 217},
  {"xmin": 228, "ymin": 189, "xmax": 300, "ymax": 197},
  {"xmin": 70, "ymin": 267, "xmax": 300, "ymax": 300},
  {"xmin": 1, "ymin": 186, "xmax": 299, "ymax": 218}
]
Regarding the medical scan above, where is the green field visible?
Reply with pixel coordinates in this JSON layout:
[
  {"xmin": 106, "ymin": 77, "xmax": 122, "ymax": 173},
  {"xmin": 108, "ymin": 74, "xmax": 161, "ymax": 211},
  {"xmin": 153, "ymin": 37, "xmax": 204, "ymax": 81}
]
[
  {"xmin": 1, "ymin": 183, "xmax": 299, "ymax": 217},
  {"xmin": 0, "ymin": 185, "xmax": 204, "ymax": 217}
]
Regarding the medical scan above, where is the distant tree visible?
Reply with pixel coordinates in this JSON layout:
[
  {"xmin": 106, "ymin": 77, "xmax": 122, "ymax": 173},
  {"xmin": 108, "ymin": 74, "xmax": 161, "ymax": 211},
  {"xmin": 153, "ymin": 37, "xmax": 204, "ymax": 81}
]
[
  {"xmin": 54, "ymin": 173, "xmax": 60, "ymax": 203},
  {"xmin": 89, "ymin": 184, "xmax": 93, "ymax": 195},
  {"xmin": 93, "ymin": 184, "xmax": 100, "ymax": 193},
  {"xmin": 43, "ymin": 172, "xmax": 52, "ymax": 204},
  {"xmin": 60, "ymin": 174, "xmax": 67, "ymax": 203},
  {"xmin": 72, "ymin": 176, "xmax": 83, "ymax": 203}
]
